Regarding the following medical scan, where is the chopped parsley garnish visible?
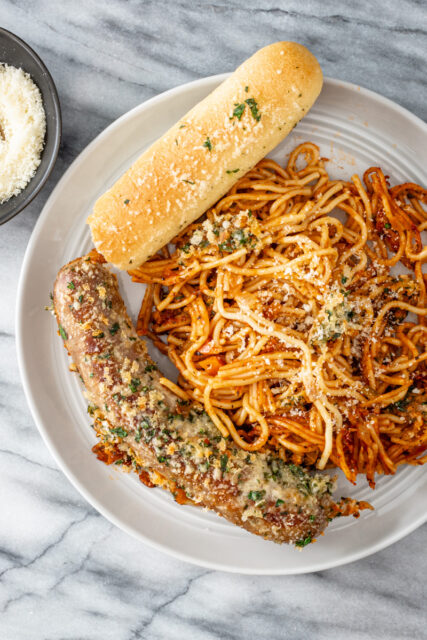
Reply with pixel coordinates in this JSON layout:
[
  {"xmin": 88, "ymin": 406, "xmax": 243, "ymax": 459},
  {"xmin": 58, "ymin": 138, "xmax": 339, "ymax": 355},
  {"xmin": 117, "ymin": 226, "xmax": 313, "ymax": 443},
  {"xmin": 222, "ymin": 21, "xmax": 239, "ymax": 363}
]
[
  {"xmin": 341, "ymin": 276, "xmax": 348, "ymax": 284},
  {"xmin": 390, "ymin": 397, "xmax": 410, "ymax": 412},
  {"xmin": 95, "ymin": 332, "xmax": 104, "ymax": 339},
  {"xmin": 275, "ymin": 499, "xmax": 284, "ymax": 507},
  {"xmin": 218, "ymin": 241, "xmax": 233, "ymax": 253},
  {"xmin": 245, "ymin": 97, "xmax": 261, "ymax": 121},
  {"xmin": 135, "ymin": 422, "xmax": 149, "ymax": 442},
  {"xmin": 129, "ymin": 378, "xmax": 141, "ymax": 393},
  {"xmin": 109, "ymin": 322, "xmax": 120, "ymax": 335},
  {"xmin": 78, "ymin": 294, "xmax": 84, "ymax": 303},
  {"xmin": 226, "ymin": 168, "xmax": 239, "ymax": 174},
  {"xmin": 295, "ymin": 535, "xmax": 312, "ymax": 547},
  {"xmin": 384, "ymin": 222, "xmax": 391, "ymax": 229},
  {"xmin": 182, "ymin": 179, "xmax": 195, "ymax": 185},
  {"xmin": 233, "ymin": 228, "xmax": 250, "ymax": 246},
  {"xmin": 58, "ymin": 325, "xmax": 67, "ymax": 340},
  {"xmin": 244, "ymin": 85, "xmax": 249, "ymax": 92},
  {"xmin": 110, "ymin": 427, "xmax": 128, "ymax": 438},
  {"xmin": 309, "ymin": 515, "xmax": 316, "ymax": 522},
  {"xmin": 232, "ymin": 102, "xmax": 246, "ymax": 120},
  {"xmin": 248, "ymin": 490, "xmax": 266, "ymax": 502},
  {"xmin": 218, "ymin": 227, "xmax": 256, "ymax": 253},
  {"xmin": 144, "ymin": 429, "xmax": 155, "ymax": 443},
  {"xmin": 220, "ymin": 454, "xmax": 228, "ymax": 473},
  {"xmin": 124, "ymin": 199, "xmax": 130, "ymax": 205},
  {"xmin": 287, "ymin": 463, "xmax": 312, "ymax": 495},
  {"xmin": 203, "ymin": 137, "xmax": 212, "ymax": 151},
  {"xmin": 145, "ymin": 364, "xmax": 158, "ymax": 373},
  {"xmin": 67, "ymin": 281, "xmax": 75, "ymax": 290},
  {"xmin": 181, "ymin": 243, "xmax": 191, "ymax": 254}
]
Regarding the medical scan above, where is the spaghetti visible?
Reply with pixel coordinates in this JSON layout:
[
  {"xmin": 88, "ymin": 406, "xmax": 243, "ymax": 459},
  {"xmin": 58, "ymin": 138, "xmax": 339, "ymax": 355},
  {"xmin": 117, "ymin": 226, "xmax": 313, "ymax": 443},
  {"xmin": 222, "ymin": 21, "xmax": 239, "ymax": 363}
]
[{"xmin": 129, "ymin": 142, "xmax": 427, "ymax": 488}]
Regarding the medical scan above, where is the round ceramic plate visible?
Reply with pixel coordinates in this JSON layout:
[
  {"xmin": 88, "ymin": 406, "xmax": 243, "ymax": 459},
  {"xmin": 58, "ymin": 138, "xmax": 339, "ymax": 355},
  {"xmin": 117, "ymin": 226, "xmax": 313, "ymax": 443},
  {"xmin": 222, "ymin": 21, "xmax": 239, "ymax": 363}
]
[{"xmin": 16, "ymin": 75, "xmax": 427, "ymax": 574}]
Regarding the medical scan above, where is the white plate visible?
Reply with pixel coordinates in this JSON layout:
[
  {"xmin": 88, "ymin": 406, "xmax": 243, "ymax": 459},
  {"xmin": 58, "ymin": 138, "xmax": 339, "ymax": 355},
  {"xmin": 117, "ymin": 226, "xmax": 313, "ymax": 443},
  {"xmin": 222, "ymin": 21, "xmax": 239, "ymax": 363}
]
[{"xmin": 16, "ymin": 75, "xmax": 427, "ymax": 574}]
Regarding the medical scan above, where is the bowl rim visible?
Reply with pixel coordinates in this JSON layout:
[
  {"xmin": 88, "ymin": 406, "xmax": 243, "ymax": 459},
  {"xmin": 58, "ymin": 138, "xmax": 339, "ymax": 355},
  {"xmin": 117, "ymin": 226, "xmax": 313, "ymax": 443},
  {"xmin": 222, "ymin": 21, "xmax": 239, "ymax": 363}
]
[{"xmin": 0, "ymin": 27, "xmax": 62, "ymax": 225}]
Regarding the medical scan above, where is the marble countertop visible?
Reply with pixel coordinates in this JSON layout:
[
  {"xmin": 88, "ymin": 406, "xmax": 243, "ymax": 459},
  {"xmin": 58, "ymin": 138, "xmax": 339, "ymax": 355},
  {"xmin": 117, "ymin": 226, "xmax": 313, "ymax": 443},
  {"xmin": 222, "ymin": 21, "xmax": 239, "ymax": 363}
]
[{"xmin": 1, "ymin": 1, "xmax": 426, "ymax": 638}]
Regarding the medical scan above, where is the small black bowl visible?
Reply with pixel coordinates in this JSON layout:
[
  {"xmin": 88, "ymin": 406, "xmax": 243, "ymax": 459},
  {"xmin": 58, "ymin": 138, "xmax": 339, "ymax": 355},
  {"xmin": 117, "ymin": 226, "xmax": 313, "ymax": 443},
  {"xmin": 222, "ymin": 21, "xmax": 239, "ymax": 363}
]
[{"xmin": 0, "ymin": 28, "xmax": 61, "ymax": 225}]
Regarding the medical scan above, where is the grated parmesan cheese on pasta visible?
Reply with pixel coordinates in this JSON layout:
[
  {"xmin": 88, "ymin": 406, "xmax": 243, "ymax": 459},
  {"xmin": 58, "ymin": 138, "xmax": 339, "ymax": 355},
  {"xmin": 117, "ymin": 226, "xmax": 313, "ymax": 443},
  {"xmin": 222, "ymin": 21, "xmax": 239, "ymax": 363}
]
[{"xmin": 0, "ymin": 63, "xmax": 46, "ymax": 203}]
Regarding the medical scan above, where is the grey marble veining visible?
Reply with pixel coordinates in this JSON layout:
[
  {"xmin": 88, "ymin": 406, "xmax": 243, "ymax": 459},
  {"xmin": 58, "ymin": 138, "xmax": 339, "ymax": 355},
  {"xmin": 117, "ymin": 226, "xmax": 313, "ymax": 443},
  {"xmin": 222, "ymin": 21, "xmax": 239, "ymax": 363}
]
[{"xmin": 1, "ymin": 1, "xmax": 426, "ymax": 638}]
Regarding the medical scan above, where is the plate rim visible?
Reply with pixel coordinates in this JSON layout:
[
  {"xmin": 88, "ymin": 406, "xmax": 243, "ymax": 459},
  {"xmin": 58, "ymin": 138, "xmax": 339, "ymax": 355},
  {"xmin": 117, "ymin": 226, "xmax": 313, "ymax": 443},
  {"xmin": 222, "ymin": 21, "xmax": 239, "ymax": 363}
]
[{"xmin": 16, "ymin": 74, "xmax": 427, "ymax": 574}]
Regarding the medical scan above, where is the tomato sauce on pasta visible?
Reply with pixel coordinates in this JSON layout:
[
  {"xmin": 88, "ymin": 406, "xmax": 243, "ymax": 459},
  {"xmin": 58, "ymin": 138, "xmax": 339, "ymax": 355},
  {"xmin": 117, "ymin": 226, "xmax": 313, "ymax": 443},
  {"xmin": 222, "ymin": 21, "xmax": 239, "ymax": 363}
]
[{"xmin": 130, "ymin": 142, "xmax": 427, "ymax": 488}]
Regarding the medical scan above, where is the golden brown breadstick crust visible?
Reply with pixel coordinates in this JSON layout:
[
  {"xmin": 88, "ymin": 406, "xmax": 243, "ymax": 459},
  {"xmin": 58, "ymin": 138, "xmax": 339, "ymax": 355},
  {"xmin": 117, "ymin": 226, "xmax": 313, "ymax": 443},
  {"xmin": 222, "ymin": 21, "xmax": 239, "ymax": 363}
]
[{"xmin": 87, "ymin": 42, "xmax": 323, "ymax": 269}]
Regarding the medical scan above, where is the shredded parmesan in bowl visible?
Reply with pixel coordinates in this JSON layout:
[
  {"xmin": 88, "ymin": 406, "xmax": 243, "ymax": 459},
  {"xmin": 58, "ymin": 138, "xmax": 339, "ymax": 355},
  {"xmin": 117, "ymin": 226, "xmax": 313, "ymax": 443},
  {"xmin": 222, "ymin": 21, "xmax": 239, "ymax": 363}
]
[{"xmin": 0, "ymin": 63, "xmax": 46, "ymax": 204}]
